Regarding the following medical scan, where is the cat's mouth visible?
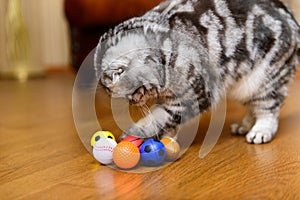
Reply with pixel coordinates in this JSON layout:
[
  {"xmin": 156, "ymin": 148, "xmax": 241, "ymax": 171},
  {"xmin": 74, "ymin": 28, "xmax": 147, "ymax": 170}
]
[{"xmin": 127, "ymin": 85, "xmax": 159, "ymax": 106}]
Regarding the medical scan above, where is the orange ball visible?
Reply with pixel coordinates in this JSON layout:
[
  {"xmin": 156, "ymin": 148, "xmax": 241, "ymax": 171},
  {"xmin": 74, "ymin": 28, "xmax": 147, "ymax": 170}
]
[
  {"xmin": 113, "ymin": 141, "xmax": 140, "ymax": 169},
  {"xmin": 161, "ymin": 137, "xmax": 181, "ymax": 161}
]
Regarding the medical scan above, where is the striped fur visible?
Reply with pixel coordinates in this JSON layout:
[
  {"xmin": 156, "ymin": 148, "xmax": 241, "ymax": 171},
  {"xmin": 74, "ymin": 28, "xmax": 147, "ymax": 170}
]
[{"xmin": 94, "ymin": 0, "xmax": 300, "ymax": 144}]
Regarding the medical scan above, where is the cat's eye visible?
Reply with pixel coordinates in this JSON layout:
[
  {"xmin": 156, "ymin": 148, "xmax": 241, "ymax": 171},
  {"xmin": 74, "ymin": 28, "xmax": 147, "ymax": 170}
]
[
  {"xmin": 104, "ymin": 65, "xmax": 126, "ymax": 85},
  {"xmin": 117, "ymin": 68, "xmax": 124, "ymax": 74}
]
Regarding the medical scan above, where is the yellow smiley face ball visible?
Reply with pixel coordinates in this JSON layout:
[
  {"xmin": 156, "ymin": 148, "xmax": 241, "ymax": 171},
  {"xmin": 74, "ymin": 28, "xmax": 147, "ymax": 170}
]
[{"xmin": 90, "ymin": 131, "xmax": 116, "ymax": 147}]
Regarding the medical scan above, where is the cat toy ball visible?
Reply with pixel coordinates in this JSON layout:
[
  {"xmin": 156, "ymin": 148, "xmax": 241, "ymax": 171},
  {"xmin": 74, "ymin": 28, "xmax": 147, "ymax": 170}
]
[
  {"xmin": 140, "ymin": 139, "xmax": 166, "ymax": 166},
  {"xmin": 113, "ymin": 141, "xmax": 140, "ymax": 169},
  {"xmin": 90, "ymin": 131, "xmax": 116, "ymax": 147},
  {"xmin": 122, "ymin": 135, "xmax": 144, "ymax": 148},
  {"xmin": 160, "ymin": 137, "xmax": 181, "ymax": 161},
  {"xmin": 92, "ymin": 138, "xmax": 117, "ymax": 165}
]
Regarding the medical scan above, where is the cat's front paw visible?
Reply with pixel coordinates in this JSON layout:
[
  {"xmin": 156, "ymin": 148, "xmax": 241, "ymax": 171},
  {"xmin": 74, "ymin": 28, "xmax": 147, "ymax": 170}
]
[
  {"xmin": 246, "ymin": 130, "xmax": 275, "ymax": 144},
  {"xmin": 119, "ymin": 123, "xmax": 157, "ymax": 141}
]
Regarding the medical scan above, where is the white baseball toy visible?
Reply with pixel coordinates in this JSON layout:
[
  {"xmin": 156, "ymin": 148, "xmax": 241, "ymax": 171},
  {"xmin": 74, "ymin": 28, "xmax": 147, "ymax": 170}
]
[{"xmin": 92, "ymin": 138, "xmax": 117, "ymax": 164}]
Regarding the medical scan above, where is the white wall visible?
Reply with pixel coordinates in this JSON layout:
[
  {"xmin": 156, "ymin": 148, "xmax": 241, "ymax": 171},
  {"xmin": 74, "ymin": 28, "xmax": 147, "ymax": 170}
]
[
  {"xmin": 37, "ymin": 0, "xmax": 70, "ymax": 67},
  {"xmin": 0, "ymin": 0, "xmax": 70, "ymax": 70}
]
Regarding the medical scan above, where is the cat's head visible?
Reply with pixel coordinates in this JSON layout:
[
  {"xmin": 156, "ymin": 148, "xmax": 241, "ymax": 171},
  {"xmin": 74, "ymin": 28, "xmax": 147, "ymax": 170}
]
[{"xmin": 94, "ymin": 31, "xmax": 165, "ymax": 105}]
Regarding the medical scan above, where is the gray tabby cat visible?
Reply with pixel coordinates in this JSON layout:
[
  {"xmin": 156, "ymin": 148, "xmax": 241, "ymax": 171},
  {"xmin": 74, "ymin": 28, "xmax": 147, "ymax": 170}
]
[{"xmin": 94, "ymin": 0, "xmax": 300, "ymax": 144}]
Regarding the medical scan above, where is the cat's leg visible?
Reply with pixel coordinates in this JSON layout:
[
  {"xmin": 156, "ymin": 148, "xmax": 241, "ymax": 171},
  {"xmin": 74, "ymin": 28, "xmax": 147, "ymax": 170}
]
[
  {"xmin": 230, "ymin": 107, "xmax": 255, "ymax": 135},
  {"xmin": 245, "ymin": 91, "xmax": 284, "ymax": 144},
  {"xmin": 120, "ymin": 103, "xmax": 183, "ymax": 140},
  {"xmin": 120, "ymin": 96, "xmax": 202, "ymax": 141}
]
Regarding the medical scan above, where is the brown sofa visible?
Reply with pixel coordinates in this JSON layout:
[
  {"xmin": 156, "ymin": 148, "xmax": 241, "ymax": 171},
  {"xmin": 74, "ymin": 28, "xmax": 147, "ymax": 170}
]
[{"xmin": 64, "ymin": 0, "xmax": 163, "ymax": 71}]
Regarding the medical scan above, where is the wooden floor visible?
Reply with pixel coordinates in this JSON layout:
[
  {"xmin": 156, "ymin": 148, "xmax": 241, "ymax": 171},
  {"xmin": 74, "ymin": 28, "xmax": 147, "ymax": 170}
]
[{"xmin": 1, "ymin": 71, "xmax": 300, "ymax": 200}]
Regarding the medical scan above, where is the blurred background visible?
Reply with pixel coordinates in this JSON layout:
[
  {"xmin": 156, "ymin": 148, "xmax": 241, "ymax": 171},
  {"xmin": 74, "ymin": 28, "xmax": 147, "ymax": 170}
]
[
  {"xmin": 0, "ymin": 0, "xmax": 70, "ymax": 74},
  {"xmin": 0, "ymin": 0, "xmax": 299, "ymax": 80}
]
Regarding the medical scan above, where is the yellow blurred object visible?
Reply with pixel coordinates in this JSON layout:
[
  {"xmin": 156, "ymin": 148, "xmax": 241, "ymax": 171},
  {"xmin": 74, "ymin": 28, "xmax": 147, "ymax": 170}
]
[
  {"xmin": 2, "ymin": 0, "xmax": 44, "ymax": 82},
  {"xmin": 90, "ymin": 131, "xmax": 116, "ymax": 147}
]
